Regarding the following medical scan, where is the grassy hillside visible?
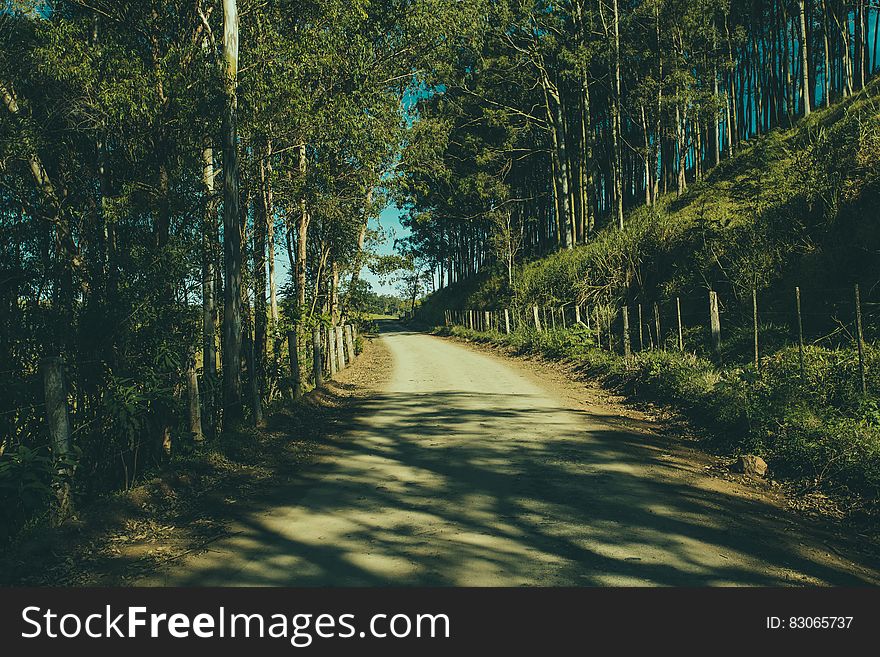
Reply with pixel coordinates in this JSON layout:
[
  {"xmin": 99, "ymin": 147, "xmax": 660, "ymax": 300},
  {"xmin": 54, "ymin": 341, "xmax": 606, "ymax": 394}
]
[
  {"xmin": 422, "ymin": 77, "xmax": 880, "ymax": 336},
  {"xmin": 420, "ymin": 79, "xmax": 880, "ymax": 510}
]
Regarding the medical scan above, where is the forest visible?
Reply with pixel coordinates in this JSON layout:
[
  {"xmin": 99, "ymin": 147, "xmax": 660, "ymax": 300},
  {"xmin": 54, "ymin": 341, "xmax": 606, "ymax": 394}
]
[
  {"xmin": 400, "ymin": 0, "xmax": 880, "ymax": 285},
  {"xmin": 0, "ymin": 0, "xmax": 485, "ymax": 540},
  {"xmin": 1, "ymin": 0, "xmax": 879, "ymax": 546}
]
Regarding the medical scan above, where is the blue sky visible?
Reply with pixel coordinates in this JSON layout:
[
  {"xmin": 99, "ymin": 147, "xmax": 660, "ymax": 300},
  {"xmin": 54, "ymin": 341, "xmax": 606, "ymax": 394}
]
[
  {"xmin": 274, "ymin": 203, "xmax": 411, "ymax": 298},
  {"xmin": 361, "ymin": 204, "xmax": 412, "ymax": 295}
]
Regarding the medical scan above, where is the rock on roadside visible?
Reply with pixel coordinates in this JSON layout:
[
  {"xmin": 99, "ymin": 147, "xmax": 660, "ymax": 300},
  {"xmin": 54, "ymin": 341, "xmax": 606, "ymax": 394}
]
[{"xmin": 732, "ymin": 455, "xmax": 769, "ymax": 478}]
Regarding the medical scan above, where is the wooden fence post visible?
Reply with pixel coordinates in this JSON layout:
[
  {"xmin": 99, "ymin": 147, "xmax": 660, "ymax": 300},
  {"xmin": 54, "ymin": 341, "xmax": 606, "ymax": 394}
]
[
  {"xmin": 622, "ymin": 305, "xmax": 631, "ymax": 357},
  {"xmin": 484, "ymin": 310, "xmax": 491, "ymax": 332},
  {"xmin": 533, "ymin": 305, "xmax": 542, "ymax": 331},
  {"xmin": 795, "ymin": 286, "xmax": 805, "ymax": 375},
  {"xmin": 336, "ymin": 325, "xmax": 346, "ymax": 370},
  {"xmin": 42, "ymin": 356, "xmax": 72, "ymax": 521},
  {"xmin": 288, "ymin": 331, "xmax": 303, "ymax": 399},
  {"xmin": 551, "ymin": 307, "xmax": 557, "ymax": 330},
  {"xmin": 345, "ymin": 324, "xmax": 355, "ymax": 362},
  {"xmin": 560, "ymin": 306, "xmax": 567, "ymax": 330},
  {"xmin": 676, "ymin": 297, "xmax": 684, "ymax": 351},
  {"xmin": 504, "ymin": 308, "xmax": 511, "ymax": 334},
  {"xmin": 855, "ymin": 284, "xmax": 867, "ymax": 395},
  {"xmin": 328, "ymin": 324, "xmax": 338, "ymax": 376},
  {"xmin": 312, "ymin": 326, "xmax": 324, "ymax": 388},
  {"xmin": 575, "ymin": 304, "xmax": 582, "ymax": 325},
  {"xmin": 752, "ymin": 289, "xmax": 759, "ymax": 370},
  {"xmin": 709, "ymin": 290, "xmax": 722, "ymax": 358},
  {"xmin": 595, "ymin": 306, "xmax": 601, "ymax": 348}
]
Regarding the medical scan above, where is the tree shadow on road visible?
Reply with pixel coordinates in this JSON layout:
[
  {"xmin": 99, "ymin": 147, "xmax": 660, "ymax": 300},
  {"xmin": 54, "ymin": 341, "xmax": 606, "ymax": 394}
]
[{"xmin": 150, "ymin": 383, "xmax": 880, "ymax": 587}]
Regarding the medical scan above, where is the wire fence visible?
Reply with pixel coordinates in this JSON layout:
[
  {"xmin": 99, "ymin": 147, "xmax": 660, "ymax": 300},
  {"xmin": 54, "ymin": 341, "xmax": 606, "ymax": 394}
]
[{"xmin": 445, "ymin": 283, "xmax": 875, "ymax": 396}]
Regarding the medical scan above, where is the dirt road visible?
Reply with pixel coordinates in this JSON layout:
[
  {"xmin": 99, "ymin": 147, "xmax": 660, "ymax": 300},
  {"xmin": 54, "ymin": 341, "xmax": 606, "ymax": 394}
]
[{"xmin": 141, "ymin": 325, "xmax": 880, "ymax": 586}]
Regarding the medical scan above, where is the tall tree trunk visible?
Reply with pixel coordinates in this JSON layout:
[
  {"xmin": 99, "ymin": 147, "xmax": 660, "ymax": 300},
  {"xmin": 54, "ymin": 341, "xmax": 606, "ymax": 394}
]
[
  {"xmin": 221, "ymin": 0, "xmax": 243, "ymax": 424},
  {"xmin": 753, "ymin": 25, "xmax": 764, "ymax": 134},
  {"xmin": 610, "ymin": 0, "xmax": 624, "ymax": 229},
  {"xmin": 837, "ymin": 3, "xmax": 853, "ymax": 97},
  {"xmin": 555, "ymin": 98, "xmax": 574, "ymax": 247},
  {"xmin": 822, "ymin": 0, "xmax": 832, "ymax": 106},
  {"xmin": 713, "ymin": 54, "xmax": 721, "ymax": 166},
  {"xmin": 542, "ymin": 71, "xmax": 573, "ymax": 249},
  {"xmin": 640, "ymin": 104, "xmax": 652, "ymax": 206},
  {"xmin": 873, "ymin": 4, "xmax": 879, "ymax": 75},
  {"xmin": 549, "ymin": 146, "xmax": 564, "ymax": 248},
  {"xmin": 655, "ymin": 6, "xmax": 663, "ymax": 200},
  {"xmin": 855, "ymin": 0, "xmax": 864, "ymax": 90},
  {"xmin": 783, "ymin": 3, "xmax": 794, "ymax": 123},
  {"xmin": 579, "ymin": 79, "xmax": 594, "ymax": 237},
  {"xmin": 676, "ymin": 99, "xmax": 687, "ymax": 194},
  {"xmin": 202, "ymin": 140, "xmax": 218, "ymax": 376},
  {"xmin": 799, "ymin": 0, "xmax": 813, "ymax": 116},
  {"xmin": 264, "ymin": 139, "xmax": 278, "ymax": 330},
  {"xmin": 348, "ymin": 188, "xmax": 372, "ymax": 296},
  {"xmin": 725, "ymin": 60, "xmax": 735, "ymax": 157},
  {"xmin": 253, "ymin": 150, "xmax": 268, "ymax": 414},
  {"xmin": 291, "ymin": 144, "xmax": 310, "ymax": 394}
]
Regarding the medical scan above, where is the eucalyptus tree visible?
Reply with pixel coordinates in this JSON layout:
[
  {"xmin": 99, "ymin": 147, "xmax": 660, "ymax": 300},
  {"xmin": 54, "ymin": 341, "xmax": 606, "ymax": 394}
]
[{"xmin": 396, "ymin": 0, "xmax": 880, "ymax": 290}]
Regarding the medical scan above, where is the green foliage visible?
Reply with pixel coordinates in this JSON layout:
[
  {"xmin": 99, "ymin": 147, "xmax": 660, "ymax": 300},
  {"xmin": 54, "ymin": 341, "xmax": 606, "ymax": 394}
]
[
  {"xmin": 0, "ymin": 444, "xmax": 79, "ymax": 541},
  {"xmin": 0, "ymin": 446, "xmax": 54, "ymax": 523}
]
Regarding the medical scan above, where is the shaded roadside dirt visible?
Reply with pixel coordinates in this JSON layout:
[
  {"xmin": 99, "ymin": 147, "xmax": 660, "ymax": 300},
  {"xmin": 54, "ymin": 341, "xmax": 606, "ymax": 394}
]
[{"xmin": 0, "ymin": 337, "xmax": 391, "ymax": 586}]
